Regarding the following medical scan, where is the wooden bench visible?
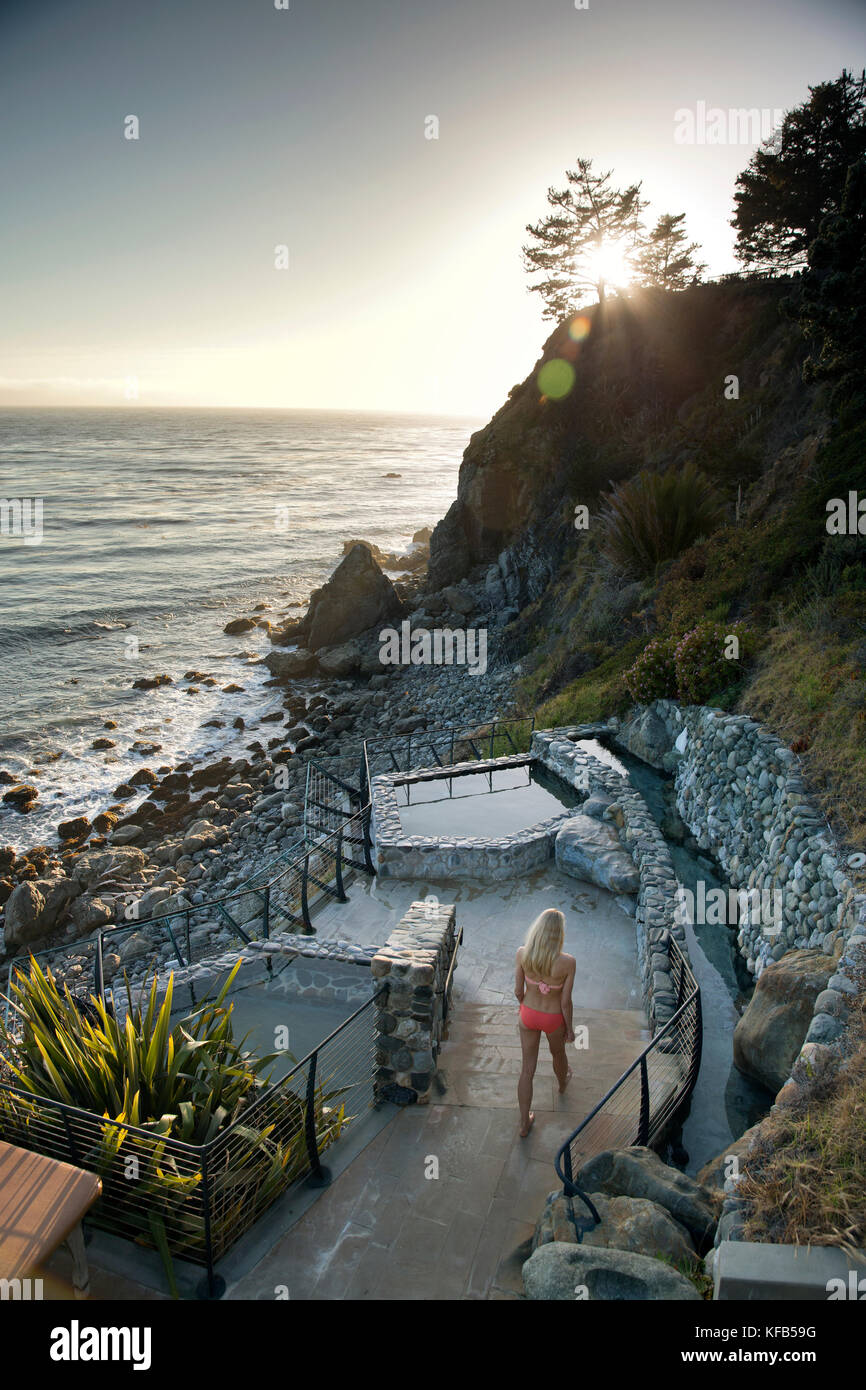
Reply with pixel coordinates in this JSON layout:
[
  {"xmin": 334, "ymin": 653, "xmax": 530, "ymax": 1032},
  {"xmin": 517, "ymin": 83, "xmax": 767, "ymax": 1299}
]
[{"xmin": 0, "ymin": 1139, "xmax": 102, "ymax": 1297}]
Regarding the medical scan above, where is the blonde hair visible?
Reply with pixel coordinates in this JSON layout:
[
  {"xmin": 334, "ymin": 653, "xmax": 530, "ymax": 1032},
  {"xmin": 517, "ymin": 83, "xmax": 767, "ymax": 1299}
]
[{"xmin": 522, "ymin": 908, "xmax": 565, "ymax": 981}]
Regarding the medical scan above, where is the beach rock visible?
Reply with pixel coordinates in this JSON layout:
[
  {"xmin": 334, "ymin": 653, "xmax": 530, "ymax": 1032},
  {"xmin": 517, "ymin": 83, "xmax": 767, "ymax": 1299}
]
[
  {"xmin": 131, "ymin": 674, "xmax": 173, "ymax": 690},
  {"xmin": 3, "ymin": 881, "xmax": 47, "ymax": 948},
  {"xmin": 129, "ymin": 768, "xmax": 158, "ymax": 788},
  {"xmin": 69, "ymin": 894, "xmax": 114, "ymax": 934},
  {"xmin": 575, "ymin": 1147, "xmax": 717, "ymax": 1251},
  {"xmin": 72, "ymin": 846, "xmax": 147, "ymax": 889},
  {"xmin": 112, "ymin": 825, "xmax": 144, "ymax": 845},
  {"xmin": 0, "ymin": 771, "xmax": 17, "ymax": 784},
  {"xmin": 0, "ymin": 845, "xmax": 17, "ymax": 873},
  {"xmin": 522, "ymin": 1242, "xmax": 701, "ymax": 1301},
  {"xmin": 223, "ymin": 617, "xmax": 256, "ymax": 635},
  {"xmin": 93, "ymin": 811, "xmax": 119, "ymax": 833},
  {"xmin": 532, "ymin": 1189, "xmax": 696, "ymax": 1264},
  {"xmin": 555, "ymin": 815, "xmax": 639, "ymax": 894},
  {"xmin": 0, "ymin": 878, "xmax": 12, "ymax": 906},
  {"xmin": 265, "ymin": 648, "xmax": 317, "ymax": 680},
  {"xmin": 316, "ymin": 640, "xmax": 363, "ymax": 678},
  {"xmin": 304, "ymin": 544, "xmax": 402, "ymax": 651},
  {"xmin": 3, "ymin": 875, "xmax": 79, "ymax": 948},
  {"xmin": 2, "ymin": 784, "xmax": 38, "ymax": 810},
  {"xmin": 733, "ymin": 948, "xmax": 836, "ymax": 1094},
  {"xmin": 91, "ymin": 737, "xmax": 116, "ymax": 750},
  {"xmin": 58, "ymin": 816, "xmax": 92, "ymax": 842}
]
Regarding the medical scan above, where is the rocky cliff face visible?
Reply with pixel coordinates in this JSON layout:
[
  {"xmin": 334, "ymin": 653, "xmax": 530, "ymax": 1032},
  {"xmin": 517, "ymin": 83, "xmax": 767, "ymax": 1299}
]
[{"xmin": 428, "ymin": 280, "xmax": 813, "ymax": 604}]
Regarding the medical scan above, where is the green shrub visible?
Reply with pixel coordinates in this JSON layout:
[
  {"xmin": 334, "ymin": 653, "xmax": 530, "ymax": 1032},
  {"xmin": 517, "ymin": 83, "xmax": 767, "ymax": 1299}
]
[
  {"xmin": 674, "ymin": 620, "xmax": 750, "ymax": 704},
  {"xmin": 598, "ymin": 461, "xmax": 726, "ymax": 578},
  {"xmin": 623, "ymin": 635, "xmax": 678, "ymax": 702}
]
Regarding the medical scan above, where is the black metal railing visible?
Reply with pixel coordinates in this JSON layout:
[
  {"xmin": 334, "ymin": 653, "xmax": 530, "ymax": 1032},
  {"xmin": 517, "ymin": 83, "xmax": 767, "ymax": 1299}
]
[
  {"xmin": 0, "ymin": 986, "xmax": 383, "ymax": 1298},
  {"xmin": 3, "ymin": 806, "xmax": 375, "ymax": 1022},
  {"xmin": 362, "ymin": 715, "xmax": 536, "ymax": 782},
  {"xmin": 554, "ymin": 934, "xmax": 702, "ymax": 1226}
]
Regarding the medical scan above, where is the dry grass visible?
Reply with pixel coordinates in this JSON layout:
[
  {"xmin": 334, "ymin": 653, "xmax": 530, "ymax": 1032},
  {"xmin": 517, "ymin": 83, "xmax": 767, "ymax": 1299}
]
[{"xmin": 738, "ymin": 983, "xmax": 866, "ymax": 1251}]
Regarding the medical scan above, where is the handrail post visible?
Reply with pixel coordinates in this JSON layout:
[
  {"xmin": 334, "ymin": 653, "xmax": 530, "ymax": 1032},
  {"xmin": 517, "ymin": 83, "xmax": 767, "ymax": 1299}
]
[
  {"xmin": 304, "ymin": 1050, "xmax": 331, "ymax": 1188},
  {"xmin": 263, "ymin": 885, "xmax": 270, "ymax": 940},
  {"xmin": 334, "ymin": 827, "xmax": 347, "ymax": 902},
  {"xmin": 301, "ymin": 852, "xmax": 312, "ymax": 930},
  {"xmin": 636, "ymin": 1055, "xmax": 650, "ymax": 1145},
  {"xmin": 196, "ymin": 1147, "xmax": 226, "ymax": 1299},
  {"xmin": 95, "ymin": 933, "xmax": 105, "ymax": 1002},
  {"xmin": 362, "ymin": 802, "xmax": 375, "ymax": 874}
]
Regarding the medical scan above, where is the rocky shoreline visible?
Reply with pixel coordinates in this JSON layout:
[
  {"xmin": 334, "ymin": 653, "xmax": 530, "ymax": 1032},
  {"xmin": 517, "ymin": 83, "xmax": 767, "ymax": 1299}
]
[{"xmin": 0, "ymin": 532, "xmax": 521, "ymax": 961}]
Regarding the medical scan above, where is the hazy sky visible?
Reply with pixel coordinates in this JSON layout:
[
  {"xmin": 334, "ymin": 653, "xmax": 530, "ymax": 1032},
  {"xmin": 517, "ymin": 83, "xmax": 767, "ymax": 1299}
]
[{"xmin": 2, "ymin": 0, "xmax": 864, "ymax": 415}]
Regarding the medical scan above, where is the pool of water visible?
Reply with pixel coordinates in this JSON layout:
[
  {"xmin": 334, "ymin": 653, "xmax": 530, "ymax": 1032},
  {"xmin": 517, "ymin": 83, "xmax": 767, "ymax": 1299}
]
[{"xmin": 397, "ymin": 762, "xmax": 582, "ymax": 839}]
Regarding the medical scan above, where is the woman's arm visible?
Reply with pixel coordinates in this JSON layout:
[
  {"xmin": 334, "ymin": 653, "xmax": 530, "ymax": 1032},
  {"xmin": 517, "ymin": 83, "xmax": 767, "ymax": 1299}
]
[
  {"xmin": 561, "ymin": 957, "xmax": 576, "ymax": 1042},
  {"xmin": 514, "ymin": 948, "xmax": 525, "ymax": 1004}
]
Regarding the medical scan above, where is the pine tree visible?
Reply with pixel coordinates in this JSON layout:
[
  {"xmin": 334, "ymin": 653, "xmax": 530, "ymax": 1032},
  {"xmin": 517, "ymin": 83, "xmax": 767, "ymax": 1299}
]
[
  {"xmin": 522, "ymin": 158, "xmax": 645, "ymax": 320},
  {"xmin": 732, "ymin": 69, "xmax": 866, "ymax": 272},
  {"xmin": 635, "ymin": 213, "xmax": 706, "ymax": 290}
]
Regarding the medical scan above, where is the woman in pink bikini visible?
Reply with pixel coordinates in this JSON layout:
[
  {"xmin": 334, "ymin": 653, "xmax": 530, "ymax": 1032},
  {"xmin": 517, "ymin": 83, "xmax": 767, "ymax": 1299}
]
[{"xmin": 515, "ymin": 907, "xmax": 575, "ymax": 1137}]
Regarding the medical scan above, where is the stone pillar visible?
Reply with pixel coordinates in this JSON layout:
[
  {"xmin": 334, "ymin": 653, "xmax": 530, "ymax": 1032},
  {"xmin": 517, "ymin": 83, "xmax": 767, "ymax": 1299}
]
[{"xmin": 371, "ymin": 900, "xmax": 457, "ymax": 1104}]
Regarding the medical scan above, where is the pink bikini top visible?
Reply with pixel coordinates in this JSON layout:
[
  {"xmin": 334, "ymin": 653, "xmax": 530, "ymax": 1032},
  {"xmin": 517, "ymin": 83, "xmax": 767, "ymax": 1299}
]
[{"xmin": 524, "ymin": 976, "xmax": 563, "ymax": 995}]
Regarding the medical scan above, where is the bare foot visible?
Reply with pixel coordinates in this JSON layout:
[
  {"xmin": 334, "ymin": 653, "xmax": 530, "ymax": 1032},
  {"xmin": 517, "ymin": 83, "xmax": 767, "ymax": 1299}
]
[
  {"xmin": 519, "ymin": 1112, "xmax": 535, "ymax": 1138},
  {"xmin": 558, "ymin": 1069, "xmax": 573, "ymax": 1095}
]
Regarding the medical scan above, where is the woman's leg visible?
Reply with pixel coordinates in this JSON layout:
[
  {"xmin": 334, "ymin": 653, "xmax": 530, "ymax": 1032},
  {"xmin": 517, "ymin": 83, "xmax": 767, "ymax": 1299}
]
[
  {"xmin": 518, "ymin": 1021, "xmax": 541, "ymax": 1136},
  {"xmin": 546, "ymin": 1024, "xmax": 572, "ymax": 1093}
]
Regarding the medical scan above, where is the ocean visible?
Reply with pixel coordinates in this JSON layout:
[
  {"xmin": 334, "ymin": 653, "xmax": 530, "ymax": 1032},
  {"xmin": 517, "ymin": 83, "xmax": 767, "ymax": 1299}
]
[{"xmin": 0, "ymin": 408, "xmax": 478, "ymax": 849}]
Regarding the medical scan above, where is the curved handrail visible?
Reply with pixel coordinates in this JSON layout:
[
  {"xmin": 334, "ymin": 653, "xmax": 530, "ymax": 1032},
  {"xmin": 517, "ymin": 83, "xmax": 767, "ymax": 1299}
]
[{"xmin": 554, "ymin": 934, "xmax": 702, "ymax": 1230}]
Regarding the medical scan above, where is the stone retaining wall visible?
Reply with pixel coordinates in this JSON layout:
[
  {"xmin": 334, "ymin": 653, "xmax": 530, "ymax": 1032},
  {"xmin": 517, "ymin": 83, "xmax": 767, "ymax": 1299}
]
[
  {"xmin": 613, "ymin": 700, "xmax": 866, "ymax": 1259},
  {"xmin": 371, "ymin": 899, "xmax": 457, "ymax": 1103},
  {"xmin": 532, "ymin": 728, "xmax": 688, "ymax": 1032},
  {"xmin": 615, "ymin": 701, "xmax": 861, "ymax": 976}
]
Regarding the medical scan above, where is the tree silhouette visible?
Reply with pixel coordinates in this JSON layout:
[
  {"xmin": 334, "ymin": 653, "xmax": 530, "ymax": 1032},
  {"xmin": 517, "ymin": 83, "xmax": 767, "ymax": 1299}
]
[
  {"xmin": 522, "ymin": 158, "xmax": 645, "ymax": 320},
  {"xmin": 733, "ymin": 69, "xmax": 866, "ymax": 272},
  {"xmin": 635, "ymin": 213, "xmax": 706, "ymax": 290}
]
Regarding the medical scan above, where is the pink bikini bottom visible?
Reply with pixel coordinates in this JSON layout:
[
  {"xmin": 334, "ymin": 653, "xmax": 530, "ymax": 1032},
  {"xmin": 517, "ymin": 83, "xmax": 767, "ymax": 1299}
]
[{"xmin": 519, "ymin": 1004, "xmax": 564, "ymax": 1033}]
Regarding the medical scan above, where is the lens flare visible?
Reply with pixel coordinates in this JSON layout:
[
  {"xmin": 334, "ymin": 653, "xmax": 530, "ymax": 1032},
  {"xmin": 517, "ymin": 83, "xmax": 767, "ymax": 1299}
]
[
  {"xmin": 568, "ymin": 315, "xmax": 592, "ymax": 342},
  {"xmin": 538, "ymin": 358, "xmax": 575, "ymax": 400}
]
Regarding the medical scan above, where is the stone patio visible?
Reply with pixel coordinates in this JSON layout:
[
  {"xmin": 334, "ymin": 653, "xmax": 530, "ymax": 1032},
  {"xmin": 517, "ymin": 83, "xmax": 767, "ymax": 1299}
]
[{"xmin": 42, "ymin": 863, "xmax": 650, "ymax": 1300}]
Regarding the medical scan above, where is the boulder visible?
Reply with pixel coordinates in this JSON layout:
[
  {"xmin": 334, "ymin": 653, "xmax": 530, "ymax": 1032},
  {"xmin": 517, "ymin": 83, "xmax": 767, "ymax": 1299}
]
[
  {"xmin": 555, "ymin": 815, "xmax": 639, "ymax": 894},
  {"xmin": 618, "ymin": 707, "xmax": 672, "ymax": 768},
  {"xmin": 575, "ymin": 1147, "xmax": 717, "ymax": 1251},
  {"xmin": 2, "ymin": 784, "xmax": 38, "ymax": 810},
  {"xmin": 733, "ymin": 948, "xmax": 836, "ymax": 1094},
  {"xmin": 264, "ymin": 648, "xmax": 317, "ymax": 680},
  {"xmin": 71, "ymin": 846, "xmax": 147, "ymax": 889},
  {"xmin": 441, "ymin": 585, "xmax": 476, "ymax": 616},
  {"xmin": 58, "ymin": 816, "xmax": 92, "ymax": 841},
  {"xmin": 304, "ymin": 544, "xmax": 402, "ymax": 651},
  {"xmin": 69, "ymin": 894, "xmax": 114, "ymax": 934},
  {"xmin": 533, "ymin": 1189, "xmax": 696, "ymax": 1264},
  {"xmin": 112, "ymin": 825, "xmax": 144, "ymax": 845},
  {"xmin": 316, "ymin": 640, "xmax": 363, "ymax": 678},
  {"xmin": 223, "ymin": 617, "xmax": 256, "ymax": 635},
  {"xmin": 522, "ymin": 1242, "xmax": 702, "ymax": 1301},
  {"xmin": 3, "ymin": 881, "xmax": 47, "ymax": 948}
]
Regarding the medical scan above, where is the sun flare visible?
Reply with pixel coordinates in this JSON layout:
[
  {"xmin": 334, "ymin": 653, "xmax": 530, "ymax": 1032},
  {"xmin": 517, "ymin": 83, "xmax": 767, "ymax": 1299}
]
[{"xmin": 585, "ymin": 238, "xmax": 635, "ymax": 289}]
